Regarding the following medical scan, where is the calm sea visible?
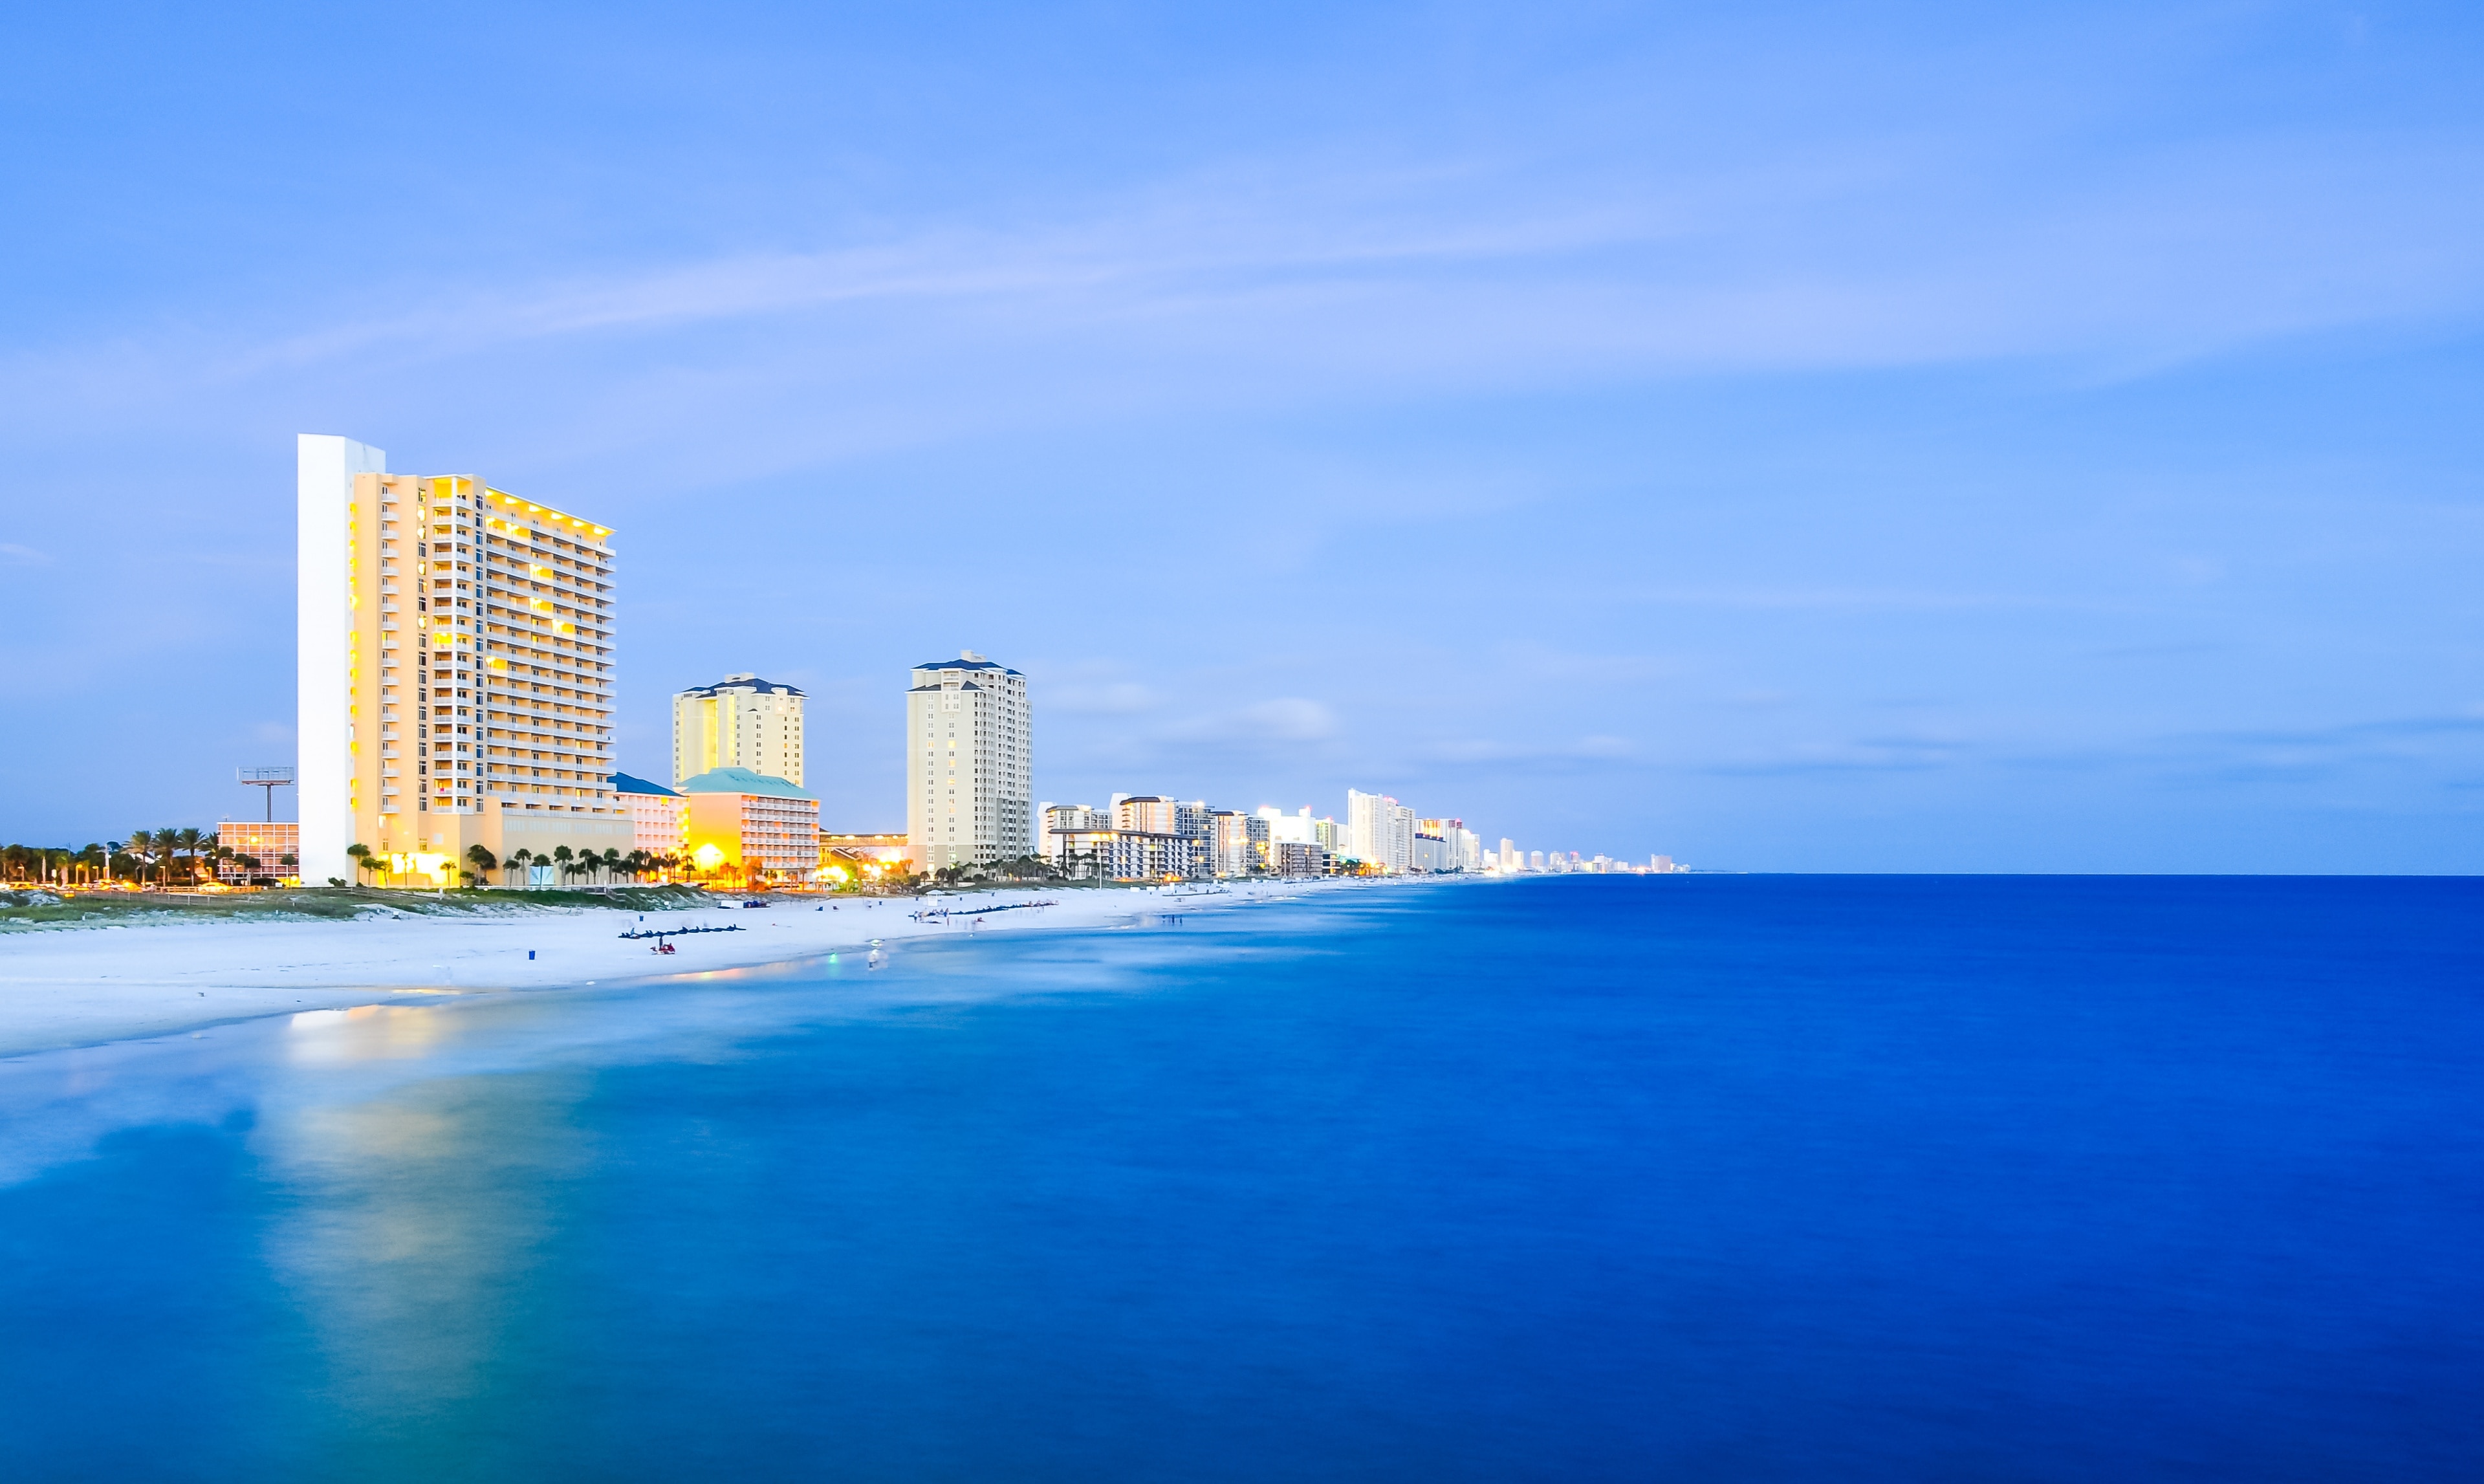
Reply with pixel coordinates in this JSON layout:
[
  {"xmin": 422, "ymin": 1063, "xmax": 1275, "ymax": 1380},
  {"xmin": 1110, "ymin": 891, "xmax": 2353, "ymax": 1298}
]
[{"xmin": 4, "ymin": 876, "xmax": 2481, "ymax": 1480}]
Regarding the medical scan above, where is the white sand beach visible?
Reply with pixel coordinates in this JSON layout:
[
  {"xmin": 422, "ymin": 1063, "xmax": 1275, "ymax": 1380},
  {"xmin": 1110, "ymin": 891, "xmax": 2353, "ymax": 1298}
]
[{"xmin": 0, "ymin": 883, "xmax": 1340, "ymax": 1058}]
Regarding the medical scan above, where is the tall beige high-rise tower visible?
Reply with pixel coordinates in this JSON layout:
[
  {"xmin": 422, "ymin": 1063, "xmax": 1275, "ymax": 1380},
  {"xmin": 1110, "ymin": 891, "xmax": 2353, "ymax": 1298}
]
[
  {"xmin": 671, "ymin": 674, "xmax": 806, "ymax": 787},
  {"xmin": 296, "ymin": 435, "xmax": 630, "ymax": 886},
  {"xmin": 906, "ymin": 650, "xmax": 1032, "ymax": 872}
]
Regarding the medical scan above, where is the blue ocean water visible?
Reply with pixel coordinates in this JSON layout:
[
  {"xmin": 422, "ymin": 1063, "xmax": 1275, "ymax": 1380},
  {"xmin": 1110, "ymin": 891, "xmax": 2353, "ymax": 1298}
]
[{"xmin": 3, "ymin": 876, "xmax": 2482, "ymax": 1480}]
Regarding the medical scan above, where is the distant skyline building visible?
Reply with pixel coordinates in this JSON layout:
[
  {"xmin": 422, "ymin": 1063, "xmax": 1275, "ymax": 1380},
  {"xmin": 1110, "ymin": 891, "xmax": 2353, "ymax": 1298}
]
[
  {"xmin": 1417, "ymin": 816, "xmax": 1481, "ymax": 873},
  {"xmin": 296, "ymin": 434, "xmax": 627, "ymax": 888},
  {"xmin": 1347, "ymin": 789, "xmax": 1415, "ymax": 873},
  {"xmin": 1042, "ymin": 801, "xmax": 1201, "ymax": 881},
  {"xmin": 906, "ymin": 650, "xmax": 1032, "ymax": 871},
  {"xmin": 673, "ymin": 673, "xmax": 806, "ymax": 788},
  {"xmin": 1211, "ymin": 809, "xmax": 1267, "ymax": 875}
]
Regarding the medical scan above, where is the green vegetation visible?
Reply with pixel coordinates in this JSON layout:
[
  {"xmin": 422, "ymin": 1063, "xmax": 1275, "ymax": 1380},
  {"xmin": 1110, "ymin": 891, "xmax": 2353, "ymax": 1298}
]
[
  {"xmin": 3, "ymin": 830, "xmax": 298, "ymax": 889},
  {"xmin": 0, "ymin": 883, "xmax": 714, "ymax": 932}
]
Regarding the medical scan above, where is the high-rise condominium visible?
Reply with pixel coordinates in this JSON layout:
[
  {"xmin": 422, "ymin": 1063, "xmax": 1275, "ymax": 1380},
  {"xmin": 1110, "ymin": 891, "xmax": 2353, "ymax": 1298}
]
[
  {"xmin": 296, "ymin": 435, "xmax": 629, "ymax": 886},
  {"xmin": 906, "ymin": 650, "xmax": 1032, "ymax": 872},
  {"xmin": 673, "ymin": 673, "xmax": 806, "ymax": 787},
  {"xmin": 1347, "ymin": 789, "xmax": 1415, "ymax": 873}
]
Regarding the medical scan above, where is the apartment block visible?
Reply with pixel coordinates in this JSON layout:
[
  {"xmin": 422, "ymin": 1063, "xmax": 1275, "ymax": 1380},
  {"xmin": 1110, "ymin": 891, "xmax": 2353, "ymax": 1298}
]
[
  {"xmin": 1271, "ymin": 841, "xmax": 1331, "ymax": 877},
  {"xmin": 296, "ymin": 435, "xmax": 629, "ymax": 887},
  {"xmin": 906, "ymin": 651, "xmax": 1032, "ymax": 871},
  {"xmin": 673, "ymin": 673, "xmax": 806, "ymax": 787},
  {"xmin": 1210, "ymin": 809, "xmax": 1267, "ymax": 876},
  {"xmin": 1346, "ymin": 789, "xmax": 1415, "ymax": 873}
]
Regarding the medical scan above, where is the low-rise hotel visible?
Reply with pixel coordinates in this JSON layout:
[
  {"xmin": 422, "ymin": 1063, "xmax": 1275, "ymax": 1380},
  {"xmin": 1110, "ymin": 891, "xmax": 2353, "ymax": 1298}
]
[
  {"xmin": 611, "ymin": 772, "xmax": 688, "ymax": 859},
  {"xmin": 679, "ymin": 766, "xmax": 819, "ymax": 880}
]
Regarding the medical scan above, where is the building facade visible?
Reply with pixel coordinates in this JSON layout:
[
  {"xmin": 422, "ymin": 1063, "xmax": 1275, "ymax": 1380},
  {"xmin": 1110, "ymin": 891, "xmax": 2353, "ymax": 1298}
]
[
  {"xmin": 1346, "ymin": 789, "xmax": 1415, "ymax": 873},
  {"xmin": 609, "ymin": 771, "xmax": 687, "ymax": 859},
  {"xmin": 297, "ymin": 435, "xmax": 631, "ymax": 888},
  {"xmin": 1210, "ymin": 809, "xmax": 1267, "ymax": 876},
  {"xmin": 672, "ymin": 673, "xmax": 806, "ymax": 787},
  {"xmin": 1047, "ymin": 827, "xmax": 1203, "ymax": 882},
  {"xmin": 1270, "ymin": 840, "xmax": 1331, "ymax": 877},
  {"xmin": 819, "ymin": 831, "xmax": 908, "ymax": 886},
  {"xmin": 906, "ymin": 651, "xmax": 1032, "ymax": 872},
  {"xmin": 679, "ymin": 766, "xmax": 820, "ymax": 880},
  {"xmin": 213, "ymin": 821, "xmax": 300, "ymax": 884}
]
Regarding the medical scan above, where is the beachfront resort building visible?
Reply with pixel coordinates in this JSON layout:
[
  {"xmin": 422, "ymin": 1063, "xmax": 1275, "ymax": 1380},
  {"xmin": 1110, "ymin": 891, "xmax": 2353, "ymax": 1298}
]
[
  {"xmin": 1211, "ymin": 809, "xmax": 1267, "ymax": 876},
  {"xmin": 1417, "ymin": 818, "xmax": 1484, "ymax": 873},
  {"xmin": 610, "ymin": 772, "xmax": 688, "ymax": 859},
  {"xmin": 296, "ymin": 434, "xmax": 629, "ymax": 887},
  {"xmin": 673, "ymin": 673, "xmax": 806, "ymax": 788},
  {"xmin": 1041, "ymin": 803, "xmax": 1204, "ymax": 881},
  {"xmin": 213, "ymin": 821, "xmax": 300, "ymax": 885},
  {"xmin": 1347, "ymin": 789, "xmax": 1416, "ymax": 873},
  {"xmin": 679, "ymin": 767, "xmax": 819, "ymax": 881},
  {"xmin": 906, "ymin": 651, "xmax": 1032, "ymax": 872}
]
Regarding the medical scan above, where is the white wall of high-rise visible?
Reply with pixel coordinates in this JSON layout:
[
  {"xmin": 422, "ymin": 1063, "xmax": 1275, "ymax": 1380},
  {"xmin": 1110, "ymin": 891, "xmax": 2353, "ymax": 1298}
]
[{"xmin": 296, "ymin": 434, "xmax": 387, "ymax": 886}]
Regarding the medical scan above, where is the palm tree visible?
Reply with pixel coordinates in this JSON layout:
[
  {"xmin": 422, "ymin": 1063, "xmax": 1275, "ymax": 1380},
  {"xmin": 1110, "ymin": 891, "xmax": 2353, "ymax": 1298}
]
[
  {"xmin": 600, "ymin": 847, "xmax": 622, "ymax": 886},
  {"xmin": 466, "ymin": 844, "xmax": 497, "ymax": 888},
  {"xmin": 346, "ymin": 843, "xmax": 373, "ymax": 884},
  {"xmin": 552, "ymin": 845, "xmax": 574, "ymax": 885},
  {"xmin": 124, "ymin": 831, "xmax": 150, "ymax": 887},
  {"xmin": 506, "ymin": 848, "xmax": 534, "ymax": 888},
  {"xmin": 175, "ymin": 827, "xmax": 206, "ymax": 886}
]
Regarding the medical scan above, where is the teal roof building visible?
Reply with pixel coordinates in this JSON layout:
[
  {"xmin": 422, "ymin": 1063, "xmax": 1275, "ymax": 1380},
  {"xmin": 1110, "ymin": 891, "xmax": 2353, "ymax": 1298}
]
[{"xmin": 675, "ymin": 765, "xmax": 816, "ymax": 802}]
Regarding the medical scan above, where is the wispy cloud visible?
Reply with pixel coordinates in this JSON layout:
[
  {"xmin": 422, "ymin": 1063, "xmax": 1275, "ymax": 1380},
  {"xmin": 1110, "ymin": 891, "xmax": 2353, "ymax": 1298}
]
[
  {"xmin": 0, "ymin": 543, "xmax": 51, "ymax": 566},
  {"xmin": 9, "ymin": 122, "xmax": 2481, "ymax": 448},
  {"xmin": 1422, "ymin": 734, "xmax": 1638, "ymax": 767}
]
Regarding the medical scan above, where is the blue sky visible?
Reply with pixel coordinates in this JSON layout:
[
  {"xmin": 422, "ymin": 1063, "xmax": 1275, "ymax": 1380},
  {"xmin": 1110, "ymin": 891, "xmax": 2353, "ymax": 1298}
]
[{"xmin": 2, "ymin": 1, "xmax": 2480, "ymax": 869}]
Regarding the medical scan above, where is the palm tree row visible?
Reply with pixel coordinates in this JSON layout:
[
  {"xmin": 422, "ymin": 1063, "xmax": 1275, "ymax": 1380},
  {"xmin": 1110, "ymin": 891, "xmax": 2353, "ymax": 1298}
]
[
  {"xmin": 0, "ymin": 829, "xmax": 294, "ymax": 889},
  {"xmin": 340, "ymin": 843, "xmax": 684, "ymax": 890},
  {"xmin": 499, "ymin": 846, "xmax": 675, "ymax": 888}
]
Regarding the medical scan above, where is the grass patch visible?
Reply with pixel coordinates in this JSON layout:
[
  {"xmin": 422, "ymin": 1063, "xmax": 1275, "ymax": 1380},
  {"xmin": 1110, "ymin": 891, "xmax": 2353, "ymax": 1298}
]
[{"xmin": 0, "ymin": 884, "xmax": 714, "ymax": 931}]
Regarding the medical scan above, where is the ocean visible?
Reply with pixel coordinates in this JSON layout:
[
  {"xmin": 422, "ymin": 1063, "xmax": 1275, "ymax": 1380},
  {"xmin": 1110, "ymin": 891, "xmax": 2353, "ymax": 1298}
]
[{"xmin": 3, "ymin": 875, "xmax": 2481, "ymax": 1480}]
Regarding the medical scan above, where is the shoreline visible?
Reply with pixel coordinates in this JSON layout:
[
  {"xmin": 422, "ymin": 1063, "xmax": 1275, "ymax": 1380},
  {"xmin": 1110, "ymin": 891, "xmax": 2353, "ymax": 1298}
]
[{"xmin": 0, "ymin": 880, "xmax": 1370, "ymax": 1060}]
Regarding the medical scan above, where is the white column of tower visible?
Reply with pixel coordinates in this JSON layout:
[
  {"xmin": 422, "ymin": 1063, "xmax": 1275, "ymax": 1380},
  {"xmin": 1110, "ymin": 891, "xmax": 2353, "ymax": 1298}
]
[{"xmin": 296, "ymin": 434, "xmax": 386, "ymax": 885}]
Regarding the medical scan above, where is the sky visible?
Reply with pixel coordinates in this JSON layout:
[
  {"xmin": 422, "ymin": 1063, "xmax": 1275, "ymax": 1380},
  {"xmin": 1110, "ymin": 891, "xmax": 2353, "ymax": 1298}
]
[{"xmin": 2, "ymin": 1, "xmax": 2480, "ymax": 871}]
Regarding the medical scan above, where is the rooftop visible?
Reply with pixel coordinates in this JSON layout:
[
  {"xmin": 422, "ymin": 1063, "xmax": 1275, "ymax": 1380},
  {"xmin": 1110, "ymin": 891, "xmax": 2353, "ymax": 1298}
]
[
  {"xmin": 675, "ymin": 766, "xmax": 818, "ymax": 802},
  {"xmin": 607, "ymin": 771, "xmax": 682, "ymax": 798},
  {"xmin": 912, "ymin": 648, "xmax": 1021, "ymax": 676},
  {"xmin": 675, "ymin": 674, "xmax": 806, "ymax": 699}
]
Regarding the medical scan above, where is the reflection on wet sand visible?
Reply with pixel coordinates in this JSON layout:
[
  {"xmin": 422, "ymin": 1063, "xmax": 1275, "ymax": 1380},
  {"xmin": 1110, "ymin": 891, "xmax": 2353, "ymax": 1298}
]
[{"xmin": 285, "ymin": 1003, "xmax": 461, "ymax": 1066}]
